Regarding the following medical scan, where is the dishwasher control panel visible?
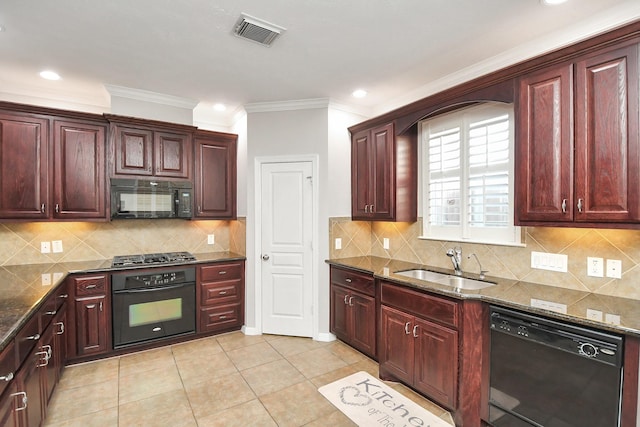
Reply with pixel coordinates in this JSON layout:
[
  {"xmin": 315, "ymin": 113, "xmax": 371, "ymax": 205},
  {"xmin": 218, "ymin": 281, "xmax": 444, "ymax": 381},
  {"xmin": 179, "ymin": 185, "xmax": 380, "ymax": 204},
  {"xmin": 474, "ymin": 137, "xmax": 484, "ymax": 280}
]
[{"xmin": 490, "ymin": 306, "xmax": 623, "ymax": 367}]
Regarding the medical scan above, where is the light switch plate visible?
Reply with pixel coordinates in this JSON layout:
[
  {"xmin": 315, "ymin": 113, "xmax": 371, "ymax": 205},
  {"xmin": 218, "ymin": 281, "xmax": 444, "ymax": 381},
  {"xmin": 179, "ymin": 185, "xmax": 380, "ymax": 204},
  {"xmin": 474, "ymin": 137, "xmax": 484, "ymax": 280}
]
[
  {"xmin": 606, "ymin": 259, "xmax": 622, "ymax": 279},
  {"xmin": 207, "ymin": 234, "xmax": 215, "ymax": 245},
  {"xmin": 40, "ymin": 241, "xmax": 51, "ymax": 254},
  {"xmin": 334, "ymin": 238, "xmax": 342, "ymax": 250},
  {"xmin": 52, "ymin": 240, "xmax": 63, "ymax": 253},
  {"xmin": 383, "ymin": 238, "xmax": 390, "ymax": 250},
  {"xmin": 587, "ymin": 257, "xmax": 604, "ymax": 277}
]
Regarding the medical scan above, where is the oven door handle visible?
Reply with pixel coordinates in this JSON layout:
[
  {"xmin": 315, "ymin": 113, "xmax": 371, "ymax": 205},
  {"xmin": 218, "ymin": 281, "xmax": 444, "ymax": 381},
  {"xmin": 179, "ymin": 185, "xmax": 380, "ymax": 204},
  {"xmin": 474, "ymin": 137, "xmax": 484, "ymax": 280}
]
[{"xmin": 113, "ymin": 282, "xmax": 194, "ymax": 294}]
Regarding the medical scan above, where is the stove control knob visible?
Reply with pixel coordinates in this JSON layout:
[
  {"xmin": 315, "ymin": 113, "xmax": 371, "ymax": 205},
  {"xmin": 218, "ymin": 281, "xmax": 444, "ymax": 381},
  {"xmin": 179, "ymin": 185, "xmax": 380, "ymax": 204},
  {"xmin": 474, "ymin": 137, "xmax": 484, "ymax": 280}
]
[
  {"xmin": 579, "ymin": 342, "xmax": 598, "ymax": 358},
  {"xmin": 517, "ymin": 326, "xmax": 528, "ymax": 337}
]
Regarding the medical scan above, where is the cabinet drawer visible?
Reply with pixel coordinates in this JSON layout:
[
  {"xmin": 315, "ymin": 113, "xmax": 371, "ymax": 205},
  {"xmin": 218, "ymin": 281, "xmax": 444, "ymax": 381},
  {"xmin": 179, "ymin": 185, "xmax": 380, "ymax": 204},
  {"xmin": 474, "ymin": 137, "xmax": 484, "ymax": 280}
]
[
  {"xmin": 381, "ymin": 282, "xmax": 458, "ymax": 328},
  {"xmin": 73, "ymin": 275, "xmax": 107, "ymax": 296},
  {"xmin": 199, "ymin": 304, "xmax": 242, "ymax": 332},
  {"xmin": 14, "ymin": 314, "xmax": 41, "ymax": 366},
  {"xmin": 200, "ymin": 280, "xmax": 242, "ymax": 306},
  {"xmin": 40, "ymin": 285, "xmax": 69, "ymax": 330},
  {"xmin": 330, "ymin": 266, "xmax": 375, "ymax": 297},
  {"xmin": 0, "ymin": 341, "xmax": 16, "ymax": 397},
  {"xmin": 200, "ymin": 262, "xmax": 243, "ymax": 282}
]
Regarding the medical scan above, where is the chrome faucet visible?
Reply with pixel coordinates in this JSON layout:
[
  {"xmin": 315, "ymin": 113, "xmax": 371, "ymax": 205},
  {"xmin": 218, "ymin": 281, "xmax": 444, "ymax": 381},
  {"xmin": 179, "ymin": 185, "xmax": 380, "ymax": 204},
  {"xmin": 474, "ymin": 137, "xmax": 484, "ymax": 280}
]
[
  {"xmin": 446, "ymin": 247, "xmax": 463, "ymax": 276},
  {"xmin": 468, "ymin": 253, "xmax": 489, "ymax": 280}
]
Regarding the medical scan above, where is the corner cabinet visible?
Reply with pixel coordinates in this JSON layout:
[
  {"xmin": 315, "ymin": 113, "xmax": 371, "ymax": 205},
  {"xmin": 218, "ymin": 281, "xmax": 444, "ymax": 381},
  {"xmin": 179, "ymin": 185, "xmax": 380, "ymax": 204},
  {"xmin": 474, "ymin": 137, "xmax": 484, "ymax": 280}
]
[
  {"xmin": 329, "ymin": 266, "xmax": 376, "ymax": 359},
  {"xmin": 193, "ymin": 130, "xmax": 237, "ymax": 219},
  {"xmin": 350, "ymin": 122, "xmax": 417, "ymax": 222},
  {"xmin": 0, "ymin": 109, "xmax": 107, "ymax": 221},
  {"xmin": 106, "ymin": 115, "xmax": 195, "ymax": 180},
  {"xmin": 515, "ymin": 41, "xmax": 640, "ymax": 226}
]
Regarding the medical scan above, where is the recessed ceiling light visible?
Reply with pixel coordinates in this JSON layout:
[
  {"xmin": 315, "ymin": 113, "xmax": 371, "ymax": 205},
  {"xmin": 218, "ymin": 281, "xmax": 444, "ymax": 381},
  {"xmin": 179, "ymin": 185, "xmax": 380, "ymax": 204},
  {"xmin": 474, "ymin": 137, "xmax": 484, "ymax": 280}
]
[
  {"xmin": 213, "ymin": 103, "xmax": 227, "ymax": 112},
  {"xmin": 540, "ymin": 0, "xmax": 568, "ymax": 5},
  {"xmin": 352, "ymin": 89, "xmax": 367, "ymax": 98},
  {"xmin": 39, "ymin": 70, "xmax": 61, "ymax": 81}
]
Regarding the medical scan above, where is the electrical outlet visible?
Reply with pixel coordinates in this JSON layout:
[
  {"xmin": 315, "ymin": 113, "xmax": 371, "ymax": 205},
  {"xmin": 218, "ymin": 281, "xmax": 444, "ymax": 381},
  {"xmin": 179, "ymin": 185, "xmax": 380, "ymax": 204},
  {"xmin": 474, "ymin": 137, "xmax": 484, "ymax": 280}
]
[
  {"xmin": 40, "ymin": 241, "xmax": 51, "ymax": 254},
  {"xmin": 606, "ymin": 259, "xmax": 622, "ymax": 279},
  {"xmin": 207, "ymin": 234, "xmax": 215, "ymax": 245},
  {"xmin": 587, "ymin": 257, "xmax": 604, "ymax": 277},
  {"xmin": 52, "ymin": 240, "xmax": 63, "ymax": 253},
  {"xmin": 605, "ymin": 313, "xmax": 621, "ymax": 325},
  {"xmin": 334, "ymin": 238, "xmax": 342, "ymax": 250},
  {"xmin": 41, "ymin": 274, "xmax": 52, "ymax": 286},
  {"xmin": 383, "ymin": 238, "xmax": 390, "ymax": 250},
  {"xmin": 586, "ymin": 309, "xmax": 603, "ymax": 321}
]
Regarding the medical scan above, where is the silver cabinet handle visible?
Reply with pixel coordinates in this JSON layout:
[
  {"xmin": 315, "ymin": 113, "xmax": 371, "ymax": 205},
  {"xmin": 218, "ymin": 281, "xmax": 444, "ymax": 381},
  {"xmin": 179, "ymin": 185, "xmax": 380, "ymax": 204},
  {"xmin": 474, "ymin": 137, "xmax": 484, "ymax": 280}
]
[
  {"xmin": 577, "ymin": 198, "xmax": 583, "ymax": 213},
  {"xmin": 85, "ymin": 284, "xmax": 97, "ymax": 289},
  {"xmin": 371, "ymin": 205, "xmax": 375, "ymax": 213},
  {"xmin": 345, "ymin": 278, "xmax": 352, "ymax": 283},
  {"xmin": 218, "ymin": 271, "xmax": 227, "ymax": 275},
  {"xmin": 41, "ymin": 204, "xmax": 45, "ymax": 213},
  {"xmin": 26, "ymin": 334, "xmax": 40, "ymax": 341},
  {"xmin": 343, "ymin": 295, "xmax": 349, "ymax": 305},
  {"xmin": 55, "ymin": 204, "xmax": 59, "ymax": 213},
  {"xmin": 364, "ymin": 205, "xmax": 369, "ymax": 213},
  {"xmin": 11, "ymin": 391, "xmax": 27, "ymax": 411},
  {"xmin": 561, "ymin": 199, "xmax": 567, "ymax": 213},
  {"xmin": 36, "ymin": 350, "xmax": 49, "ymax": 367},
  {"xmin": 404, "ymin": 322, "xmax": 411, "ymax": 335},
  {"xmin": 0, "ymin": 372, "xmax": 13, "ymax": 382},
  {"xmin": 219, "ymin": 315, "xmax": 227, "ymax": 320},
  {"xmin": 219, "ymin": 291, "xmax": 228, "ymax": 295},
  {"xmin": 99, "ymin": 301, "xmax": 103, "ymax": 311},
  {"xmin": 348, "ymin": 296, "xmax": 354, "ymax": 306},
  {"xmin": 59, "ymin": 293, "xmax": 68, "ymax": 299},
  {"xmin": 55, "ymin": 321, "xmax": 65, "ymax": 335},
  {"xmin": 45, "ymin": 310, "xmax": 57, "ymax": 316},
  {"xmin": 42, "ymin": 344, "xmax": 52, "ymax": 359},
  {"xmin": 262, "ymin": 254, "xmax": 270, "ymax": 261},
  {"xmin": 412, "ymin": 325, "xmax": 419, "ymax": 338}
]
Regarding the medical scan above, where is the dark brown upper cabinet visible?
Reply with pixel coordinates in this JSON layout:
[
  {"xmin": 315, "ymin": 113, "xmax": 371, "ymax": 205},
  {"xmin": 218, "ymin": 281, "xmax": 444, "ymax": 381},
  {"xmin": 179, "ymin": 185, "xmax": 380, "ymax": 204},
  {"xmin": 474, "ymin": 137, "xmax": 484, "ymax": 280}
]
[
  {"xmin": 516, "ymin": 41, "xmax": 640, "ymax": 227},
  {"xmin": 0, "ymin": 109, "xmax": 107, "ymax": 221},
  {"xmin": 106, "ymin": 115, "xmax": 195, "ymax": 180},
  {"xmin": 193, "ymin": 130, "xmax": 237, "ymax": 219},
  {"xmin": 350, "ymin": 122, "xmax": 417, "ymax": 222}
]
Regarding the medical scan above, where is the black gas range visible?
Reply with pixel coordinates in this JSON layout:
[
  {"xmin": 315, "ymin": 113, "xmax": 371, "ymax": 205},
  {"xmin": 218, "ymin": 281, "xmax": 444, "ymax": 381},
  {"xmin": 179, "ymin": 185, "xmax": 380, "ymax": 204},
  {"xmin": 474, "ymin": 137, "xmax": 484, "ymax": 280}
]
[{"xmin": 111, "ymin": 251, "xmax": 196, "ymax": 268}]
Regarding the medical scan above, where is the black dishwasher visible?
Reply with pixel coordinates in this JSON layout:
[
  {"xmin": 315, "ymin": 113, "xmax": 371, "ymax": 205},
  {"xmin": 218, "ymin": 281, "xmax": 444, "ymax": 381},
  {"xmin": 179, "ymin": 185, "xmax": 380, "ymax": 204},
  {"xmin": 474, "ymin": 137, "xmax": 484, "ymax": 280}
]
[{"xmin": 488, "ymin": 306, "xmax": 624, "ymax": 427}]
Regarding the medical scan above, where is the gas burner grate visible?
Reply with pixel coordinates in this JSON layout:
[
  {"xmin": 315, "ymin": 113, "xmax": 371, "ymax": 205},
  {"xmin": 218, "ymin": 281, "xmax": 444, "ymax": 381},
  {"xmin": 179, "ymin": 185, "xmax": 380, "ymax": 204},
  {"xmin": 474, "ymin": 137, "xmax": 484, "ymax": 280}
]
[{"xmin": 112, "ymin": 252, "xmax": 195, "ymax": 267}]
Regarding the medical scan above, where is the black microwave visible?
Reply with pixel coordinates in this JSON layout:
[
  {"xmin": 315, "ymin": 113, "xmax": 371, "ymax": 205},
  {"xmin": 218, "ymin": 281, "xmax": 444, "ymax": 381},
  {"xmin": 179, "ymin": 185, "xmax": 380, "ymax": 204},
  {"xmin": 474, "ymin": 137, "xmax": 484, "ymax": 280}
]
[{"xmin": 110, "ymin": 179, "xmax": 193, "ymax": 219}]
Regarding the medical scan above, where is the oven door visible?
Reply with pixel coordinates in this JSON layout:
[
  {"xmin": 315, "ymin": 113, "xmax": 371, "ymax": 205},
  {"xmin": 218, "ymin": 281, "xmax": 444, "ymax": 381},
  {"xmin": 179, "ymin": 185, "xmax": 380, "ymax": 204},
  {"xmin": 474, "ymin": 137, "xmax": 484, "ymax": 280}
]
[{"xmin": 112, "ymin": 282, "xmax": 196, "ymax": 348}]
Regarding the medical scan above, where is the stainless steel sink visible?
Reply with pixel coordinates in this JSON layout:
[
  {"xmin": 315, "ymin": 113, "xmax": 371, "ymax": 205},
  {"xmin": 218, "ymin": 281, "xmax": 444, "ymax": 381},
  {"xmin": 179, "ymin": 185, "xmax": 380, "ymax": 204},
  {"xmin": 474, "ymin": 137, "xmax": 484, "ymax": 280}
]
[{"xmin": 394, "ymin": 269, "xmax": 496, "ymax": 290}]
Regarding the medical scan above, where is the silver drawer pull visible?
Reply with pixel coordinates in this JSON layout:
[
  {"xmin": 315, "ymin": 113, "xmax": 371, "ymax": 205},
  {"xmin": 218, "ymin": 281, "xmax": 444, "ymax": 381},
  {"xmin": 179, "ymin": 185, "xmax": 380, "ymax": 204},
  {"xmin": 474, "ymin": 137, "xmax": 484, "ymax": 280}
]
[
  {"xmin": 85, "ymin": 284, "xmax": 97, "ymax": 289},
  {"xmin": 219, "ymin": 315, "xmax": 227, "ymax": 320},
  {"xmin": 11, "ymin": 391, "xmax": 27, "ymax": 411},
  {"xmin": 59, "ymin": 293, "xmax": 68, "ymax": 299},
  {"xmin": 219, "ymin": 291, "xmax": 228, "ymax": 295},
  {"xmin": 26, "ymin": 334, "xmax": 40, "ymax": 341},
  {"xmin": 404, "ymin": 322, "xmax": 411, "ymax": 335},
  {"xmin": 348, "ymin": 296, "xmax": 354, "ymax": 306},
  {"xmin": 218, "ymin": 271, "xmax": 227, "ymax": 275},
  {"xmin": 345, "ymin": 278, "xmax": 352, "ymax": 283},
  {"xmin": 45, "ymin": 310, "xmax": 57, "ymax": 315},
  {"xmin": 55, "ymin": 321, "xmax": 65, "ymax": 335},
  {"xmin": 344, "ymin": 295, "xmax": 349, "ymax": 305},
  {"xmin": 412, "ymin": 325, "xmax": 419, "ymax": 338},
  {"xmin": 0, "ymin": 372, "xmax": 14, "ymax": 382}
]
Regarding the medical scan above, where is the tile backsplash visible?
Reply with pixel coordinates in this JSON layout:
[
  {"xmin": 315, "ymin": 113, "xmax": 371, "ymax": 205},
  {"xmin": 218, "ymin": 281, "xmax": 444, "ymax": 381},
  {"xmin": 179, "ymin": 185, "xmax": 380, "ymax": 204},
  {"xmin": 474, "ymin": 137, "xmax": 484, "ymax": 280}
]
[
  {"xmin": 0, "ymin": 218, "xmax": 246, "ymax": 266},
  {"xmin": 329, "ymin": 217, "xmax": 640, "ymax": 300}
]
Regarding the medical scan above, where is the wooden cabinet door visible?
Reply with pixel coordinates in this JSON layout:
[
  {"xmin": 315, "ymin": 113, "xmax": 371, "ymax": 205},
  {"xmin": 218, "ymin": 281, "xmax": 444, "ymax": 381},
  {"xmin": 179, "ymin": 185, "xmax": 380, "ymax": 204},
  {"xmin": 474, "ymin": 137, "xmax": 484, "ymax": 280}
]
[
  {"xmin": 0, "ymin": 383, "xmax": 20, "ymax": 427},
  {"xmin": 113, "ymin": 125, "xmax": 153, "ymax": 176},
  {"xmin": 370, "ymin": 123, "xmax": 394, "ymax": 220},
  {"xmin": 16, "ymin": 345, "xmax": 44, "ymax": 427},
  {"xmin": 413, "ymin": 317, "xmax": 458, "ymax": 409},
  {"xmin": 515, "ymin": 64, "xmax": 574, "ymax": 223},
  {"xmin": 350, "ymin": 292, "xmax": 376, "ymax": 357},
  {"xmin": 575, "ymin": 43, "xmax": 640, "ymax": 222},
  {"xmin": 39, "ymin": 323, "xmax": 56, "ymax": 408},
  {"xmin": 0, "ymin": 113, "xmax": 49, "ymax": 219},
  {"xmin": 194, "ymin": 133, "xmax": 237, "ymax": 218},
  {"xmin": 53, "ymin": 120, "xmax": 107, "ymax": 219},
  {"xmin": 379, "ymin": 305, "xmax": 413, "ymax": 384},
  {"xmin": 154, "ymin": 131, "xmax": 192, "ymax": 179},
  {"xmin": 75, "ymin": 296, "xmax": 109, "ymax": 356},
  {"xmin": 330, "ymin": 285, "xmax": 350, "ymax": 341},
  {"xmin": 351, "ymin": 129, "xmax": 371, "ymax": 219}
]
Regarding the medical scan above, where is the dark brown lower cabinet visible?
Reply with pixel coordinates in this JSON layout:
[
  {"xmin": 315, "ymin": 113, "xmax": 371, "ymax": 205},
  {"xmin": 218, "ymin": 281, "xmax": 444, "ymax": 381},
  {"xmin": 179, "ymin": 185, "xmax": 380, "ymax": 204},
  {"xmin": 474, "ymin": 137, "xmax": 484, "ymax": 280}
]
[
  {"xmin": 74, "ymin": 296, "xmax": 109, "ymax": 356},
  {"xmin": 0, "ymin": 383, "xmax": 20, "ymax": 427},
  {"xmin": 16, "ymin": 343, "xmax": 45, "ymax": 427},
  {"xmin": 380, "ymin": 305, "xmax": 458, "ymax": 408},
  {"xmin": 197, "ymin": 261, "xmax": 245, "ymax": 333},
  {"xmin": 330, "ymin": 284, "xmax": 376, "ymax": 358}
]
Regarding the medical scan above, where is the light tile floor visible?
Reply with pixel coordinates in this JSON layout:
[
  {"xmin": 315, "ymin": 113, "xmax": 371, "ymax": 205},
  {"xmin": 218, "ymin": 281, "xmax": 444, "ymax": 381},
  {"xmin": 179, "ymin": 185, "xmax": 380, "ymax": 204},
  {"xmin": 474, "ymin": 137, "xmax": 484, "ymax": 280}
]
[{"xmin": 44, "ymin": 332, "xmax": 455, "ymax": 426}]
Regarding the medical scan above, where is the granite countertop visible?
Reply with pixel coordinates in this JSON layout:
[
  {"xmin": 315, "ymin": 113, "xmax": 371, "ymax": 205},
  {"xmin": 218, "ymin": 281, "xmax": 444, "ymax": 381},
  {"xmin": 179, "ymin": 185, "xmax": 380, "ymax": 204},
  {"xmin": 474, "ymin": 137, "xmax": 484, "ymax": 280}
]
[
  {"xmin": 327, "ymin": 256, "xmax": 640, "ymax": 338},
  {"xmin": 0, "ymin": 252, "xmax": 246, "ymax": 353}
]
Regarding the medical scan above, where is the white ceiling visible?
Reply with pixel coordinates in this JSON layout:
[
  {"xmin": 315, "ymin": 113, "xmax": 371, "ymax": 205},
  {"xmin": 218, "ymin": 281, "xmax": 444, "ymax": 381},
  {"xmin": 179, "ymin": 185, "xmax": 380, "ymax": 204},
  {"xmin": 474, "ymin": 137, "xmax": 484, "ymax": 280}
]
[{"xmin": 1, "ymin": 0, "xmax": 639, "ymax": 126}]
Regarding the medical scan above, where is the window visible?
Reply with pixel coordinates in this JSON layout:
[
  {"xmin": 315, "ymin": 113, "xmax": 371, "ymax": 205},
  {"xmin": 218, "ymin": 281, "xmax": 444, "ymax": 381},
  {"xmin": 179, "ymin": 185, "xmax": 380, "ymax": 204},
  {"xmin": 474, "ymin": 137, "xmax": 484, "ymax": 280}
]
[{"xmin": 420, "ymin": 103, "xmax": 521, "ymax": 245}]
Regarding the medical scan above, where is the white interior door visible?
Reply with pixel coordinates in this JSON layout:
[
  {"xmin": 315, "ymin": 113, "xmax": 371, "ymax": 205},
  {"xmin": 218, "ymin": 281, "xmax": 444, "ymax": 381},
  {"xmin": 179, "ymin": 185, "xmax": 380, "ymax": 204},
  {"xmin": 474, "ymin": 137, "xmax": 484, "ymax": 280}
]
[{"xmin": 260, "ymin": 161, "xmax": 314, "ymax": 337}]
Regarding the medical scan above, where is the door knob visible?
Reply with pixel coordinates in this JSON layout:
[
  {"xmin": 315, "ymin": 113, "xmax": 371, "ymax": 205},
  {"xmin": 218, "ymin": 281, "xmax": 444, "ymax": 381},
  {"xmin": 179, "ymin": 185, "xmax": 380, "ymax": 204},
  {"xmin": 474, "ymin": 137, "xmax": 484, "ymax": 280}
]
[{"xmin": 262, "ymin": 254, "xmax": 270, "ymax": 261}]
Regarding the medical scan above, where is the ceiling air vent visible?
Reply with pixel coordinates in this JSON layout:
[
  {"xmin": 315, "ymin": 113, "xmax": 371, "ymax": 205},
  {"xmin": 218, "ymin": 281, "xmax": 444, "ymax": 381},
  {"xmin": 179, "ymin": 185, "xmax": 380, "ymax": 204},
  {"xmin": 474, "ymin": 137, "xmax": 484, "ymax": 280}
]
[{"xmin": 233, "ymin": 13, "xmax": 286, "ymax": 47}]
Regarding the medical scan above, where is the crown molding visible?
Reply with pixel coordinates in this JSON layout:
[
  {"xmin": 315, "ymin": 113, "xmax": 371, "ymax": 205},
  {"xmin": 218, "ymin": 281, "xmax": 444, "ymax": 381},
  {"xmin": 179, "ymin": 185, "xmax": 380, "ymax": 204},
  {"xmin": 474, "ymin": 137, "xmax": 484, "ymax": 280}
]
[
  {"xmin": 105, "ymin": 84, "xmax": 198, "ymax": 109},
  {"xmin": 244, "ymin": 98, "xmax": 331, "ymax": 113}
]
